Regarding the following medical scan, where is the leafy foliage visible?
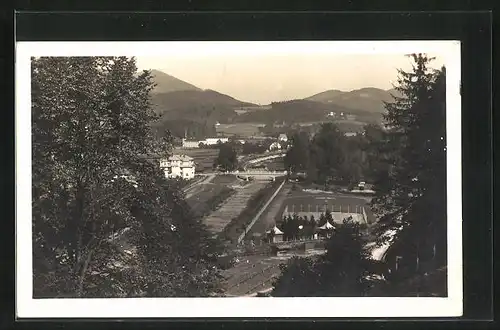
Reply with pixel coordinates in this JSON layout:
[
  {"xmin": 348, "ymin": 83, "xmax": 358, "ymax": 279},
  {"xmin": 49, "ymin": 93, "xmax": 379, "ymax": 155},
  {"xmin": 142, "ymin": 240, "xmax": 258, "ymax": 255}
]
[
  {"xmin": 284, "ymin": 131, "xmax": 311, "ymax": 173},
  {"xmin": 214, "ymin": 143, "xmax": 238, "ymax": 172},
  {"xmin": 285, "ymin": 122, "xmax": 370, "ymax": 185},
  {"xmin": 32, "ymin": 57, "xmax": 223, "ymax": 298},
  {"xmin": 272, "ymin": 219, "xmax": 382, "ymax": 296}
]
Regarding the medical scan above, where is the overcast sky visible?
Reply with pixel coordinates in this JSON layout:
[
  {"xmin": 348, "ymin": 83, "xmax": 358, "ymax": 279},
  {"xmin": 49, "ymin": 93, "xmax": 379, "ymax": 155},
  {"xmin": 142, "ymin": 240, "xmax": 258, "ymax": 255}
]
[{"xmin": 136, "ymin": 53, "xmax": 444, "ymax": 105}]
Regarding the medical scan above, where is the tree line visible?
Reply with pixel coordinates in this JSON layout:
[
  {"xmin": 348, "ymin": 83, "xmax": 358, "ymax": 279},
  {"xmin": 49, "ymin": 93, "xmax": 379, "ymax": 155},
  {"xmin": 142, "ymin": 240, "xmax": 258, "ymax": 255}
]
[
  {"xmin": 284, "ymin": 123, "xmax": 375, "ymax": 187},
  {"xmin": 273, "ymin": 54, "xmax": 448, "ymax": 297},
  {"xmin": 269, "ymin": 210, "xmax": 357, "ymax": 241}
]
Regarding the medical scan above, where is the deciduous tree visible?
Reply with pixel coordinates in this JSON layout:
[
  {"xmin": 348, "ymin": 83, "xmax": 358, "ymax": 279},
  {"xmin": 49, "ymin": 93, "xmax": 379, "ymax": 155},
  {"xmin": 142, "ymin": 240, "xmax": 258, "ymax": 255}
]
[{"xmin": 32, "ymin": 56, "xmax": 223, "ymax": 298}]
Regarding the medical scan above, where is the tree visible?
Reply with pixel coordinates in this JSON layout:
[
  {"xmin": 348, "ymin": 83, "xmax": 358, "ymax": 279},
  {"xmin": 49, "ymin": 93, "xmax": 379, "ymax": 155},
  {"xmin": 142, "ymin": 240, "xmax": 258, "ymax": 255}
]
[
  {"xmin": 325, "ymin": 209, "xmax": 334, "ymax": 224},
  {"xmin": 318, "ymin": 213, "xmax": 326, "ymax": 227},
  {"xmin": 318, "ymin": 219, "xmax": 380, "ymax": 295},
  {"xmin": 309, "ymin": 215, "xmax": 317, "ymax": 238},
  {"xmin": 370, "ymin": 54, "xmax": 447, "ymax": 292},
  {"xmin": 360, "ymin": 124, "xmax": 388, "ymax": 184},
  {"xmin": 214, "ymin": 143, "xmax": 238, "ymax": 172},
  {"xmin": 309, "ymin": 123, "xmax": 347, "ymax": 184},
  {"xmin": 284, "ymin": 131, "xmax": 311, "ymax": 173},
  {"xmin": 272, "ymin": 219, "xmax": 383, "ymax": 297},
  {"xmin": 272, "ymin": 257, "xmax": 322, "ymax": 297},
  {"xmin": 32, "ymin": 57, "xmax": 223, "ymax": 298}
]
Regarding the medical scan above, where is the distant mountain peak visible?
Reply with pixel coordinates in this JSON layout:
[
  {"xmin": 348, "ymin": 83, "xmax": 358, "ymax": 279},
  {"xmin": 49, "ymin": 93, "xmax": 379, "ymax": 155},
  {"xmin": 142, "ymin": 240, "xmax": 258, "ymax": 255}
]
[{"xmin": 149, "ymin": 69, "xmax": 201, "ymax": 94}]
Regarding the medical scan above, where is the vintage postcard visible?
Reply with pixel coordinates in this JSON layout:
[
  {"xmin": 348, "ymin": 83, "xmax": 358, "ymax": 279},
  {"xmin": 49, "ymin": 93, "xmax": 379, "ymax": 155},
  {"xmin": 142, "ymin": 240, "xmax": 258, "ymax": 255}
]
[{"xmin": 16, "ymin": 40, "xmax": 462, "ymax": 318}]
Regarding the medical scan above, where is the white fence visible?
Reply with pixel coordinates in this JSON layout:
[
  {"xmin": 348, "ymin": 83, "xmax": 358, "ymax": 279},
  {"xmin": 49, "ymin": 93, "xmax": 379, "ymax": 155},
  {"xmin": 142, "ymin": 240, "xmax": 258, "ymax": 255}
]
[{"xmin": 232, "ymin": 170, "xmax": 287, "ymax": 176}]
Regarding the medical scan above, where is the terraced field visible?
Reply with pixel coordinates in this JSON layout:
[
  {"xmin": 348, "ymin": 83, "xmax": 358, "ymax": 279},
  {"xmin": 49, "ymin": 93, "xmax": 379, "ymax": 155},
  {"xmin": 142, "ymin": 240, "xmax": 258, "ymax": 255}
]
[
  {"xmin": 186, "ymin": 175, "xmax": 239, "ymax": 216},
  {"xmin": 203, "ymin": 181, "xmax": 267, "ymax": 233}
]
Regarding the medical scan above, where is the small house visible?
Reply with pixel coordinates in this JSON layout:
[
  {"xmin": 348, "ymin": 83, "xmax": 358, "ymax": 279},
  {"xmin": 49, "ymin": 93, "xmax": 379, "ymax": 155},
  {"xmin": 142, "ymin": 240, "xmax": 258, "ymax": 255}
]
[
  {"xmin": 266, "ymin": 225, "xmax": 284, "ymax": 243},
  {"xmin": 278, "ymin": 133, "xmax": 288, "ymax": 142}
]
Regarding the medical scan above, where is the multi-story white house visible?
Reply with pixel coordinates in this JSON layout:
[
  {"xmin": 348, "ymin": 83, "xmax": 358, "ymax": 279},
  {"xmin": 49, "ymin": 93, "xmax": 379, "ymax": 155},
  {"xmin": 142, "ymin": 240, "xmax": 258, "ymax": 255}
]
[
  {"xmin": 268, "ymin": 141, "xmax": 282, "ymax": 151},
  {"xmin": 159, "ymin": 155, "xmax": 195, "ymax": 180}
]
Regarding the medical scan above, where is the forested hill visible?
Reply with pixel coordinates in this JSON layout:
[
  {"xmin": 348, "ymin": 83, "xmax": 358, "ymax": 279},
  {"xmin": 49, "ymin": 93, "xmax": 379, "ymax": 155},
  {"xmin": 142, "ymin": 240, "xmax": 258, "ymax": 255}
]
[
  {"xmin": 305, "ymin": 87, "xmax": 400, "ymax": 114},
  {"xmin": 234, "ymin": 99, "xmax": 383, "ymax": 124},
  {"xmin": 151, "ymin": 89, "xmax": 256, "ymax": 115}
]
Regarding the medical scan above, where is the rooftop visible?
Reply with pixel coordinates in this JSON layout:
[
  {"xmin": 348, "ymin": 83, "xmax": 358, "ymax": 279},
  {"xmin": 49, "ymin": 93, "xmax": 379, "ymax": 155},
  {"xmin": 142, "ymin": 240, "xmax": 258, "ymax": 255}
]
[{"xmin": 165, "ymin": 154, "xmax": 194, "ymax": 161}]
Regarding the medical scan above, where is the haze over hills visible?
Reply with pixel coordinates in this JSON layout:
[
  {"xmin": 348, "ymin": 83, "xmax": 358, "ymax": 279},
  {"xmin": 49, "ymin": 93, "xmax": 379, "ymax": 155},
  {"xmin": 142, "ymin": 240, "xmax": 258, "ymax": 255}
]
[
  {"xmin": 148, "ymin": 69, "xmax": 399, "ymax": 137},
  {"xmin": 305, "ymin": 87, "xmax": 400, "ymax": 114}
]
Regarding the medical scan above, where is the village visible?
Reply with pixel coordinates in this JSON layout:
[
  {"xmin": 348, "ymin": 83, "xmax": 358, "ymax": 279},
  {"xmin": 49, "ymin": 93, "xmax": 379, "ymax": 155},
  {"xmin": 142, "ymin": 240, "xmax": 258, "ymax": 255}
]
[{"xmin": 155, "ymin": 127, "xmax": 380, "ymax": 297}]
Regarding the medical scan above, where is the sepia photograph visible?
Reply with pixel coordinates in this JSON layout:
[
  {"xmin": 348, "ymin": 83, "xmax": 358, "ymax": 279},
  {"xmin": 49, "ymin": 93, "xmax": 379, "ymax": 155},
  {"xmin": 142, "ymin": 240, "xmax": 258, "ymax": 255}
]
[{"xmin": 16, "ymin": 41, "xmax": 462, "ymax": 318}]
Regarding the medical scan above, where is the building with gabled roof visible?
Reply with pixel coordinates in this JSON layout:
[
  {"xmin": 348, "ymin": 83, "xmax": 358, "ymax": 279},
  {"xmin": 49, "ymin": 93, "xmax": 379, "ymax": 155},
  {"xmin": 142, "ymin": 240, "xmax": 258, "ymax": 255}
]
[
  {"xmin": 278, "ymin": 133, "xmax": 288, "ymax": 142},
  {"xmin": 159, "ymin": 154, "xmax": 195, "ymax": 179}
]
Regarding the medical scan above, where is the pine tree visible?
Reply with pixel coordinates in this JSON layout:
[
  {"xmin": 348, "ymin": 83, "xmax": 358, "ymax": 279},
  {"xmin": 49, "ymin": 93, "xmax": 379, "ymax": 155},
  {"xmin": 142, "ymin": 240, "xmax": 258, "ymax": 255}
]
[
  {"xmin": 370, "ymin": 54, "xmax": 447, "ymax": 293},
  {"xmin": 272, "ymin": 219, "xmax": 382, "ymax": 297}
]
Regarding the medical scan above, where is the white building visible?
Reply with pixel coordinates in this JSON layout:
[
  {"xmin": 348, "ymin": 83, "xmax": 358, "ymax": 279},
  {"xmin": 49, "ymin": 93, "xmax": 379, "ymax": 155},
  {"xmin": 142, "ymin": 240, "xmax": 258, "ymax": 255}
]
[
  {"xmin": 159, "ymin": 155, "xmax": 195, "ymax": 179},
  {"xmin": 204, "ymin": 137, "xmax": 229, "ymax": 145},
  {"xmin": 182, "ymin": 139, "xmax": 201, "ymax": 149},
  {"xmin": 268, "ymin": 141, "xmax": 282, "ymax": 151},
  {"xmin": 278, "ymin": 134, "xmax": 288, "ymax": 142}
]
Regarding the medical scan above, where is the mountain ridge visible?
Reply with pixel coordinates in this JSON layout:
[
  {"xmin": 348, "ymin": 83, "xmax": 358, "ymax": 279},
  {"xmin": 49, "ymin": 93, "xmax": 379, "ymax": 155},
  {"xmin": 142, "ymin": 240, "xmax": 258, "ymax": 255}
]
[
  {"xmin": 304, "ymin": 87, "xmax": 400, "ymax": 114},
  {"xmin": 150, "ymin": 69, "xmax": 201, "ymax": 94},
  {"xmin": 149, "ymin": 70, "xmax": 257, "ymax": 115}
]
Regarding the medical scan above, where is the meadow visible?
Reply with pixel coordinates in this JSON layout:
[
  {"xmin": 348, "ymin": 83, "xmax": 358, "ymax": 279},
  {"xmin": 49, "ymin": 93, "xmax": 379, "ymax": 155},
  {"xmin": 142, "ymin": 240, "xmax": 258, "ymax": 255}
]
[{"xmin": 216, "ymin": 123, "xmax": 265, "ymax": 137}]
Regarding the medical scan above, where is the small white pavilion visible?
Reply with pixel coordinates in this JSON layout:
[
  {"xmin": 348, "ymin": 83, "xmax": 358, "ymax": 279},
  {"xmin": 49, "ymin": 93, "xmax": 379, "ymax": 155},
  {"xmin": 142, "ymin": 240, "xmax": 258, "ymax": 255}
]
[{"xmin": 266, "ymin": 225, "xmax": 284, "ymax": 243}]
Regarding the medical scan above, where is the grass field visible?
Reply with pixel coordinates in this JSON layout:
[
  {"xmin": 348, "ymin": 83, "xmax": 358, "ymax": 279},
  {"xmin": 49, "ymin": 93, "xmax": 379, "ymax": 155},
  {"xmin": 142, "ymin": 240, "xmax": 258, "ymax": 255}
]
[
  {"xmin": 186, "ymin": 175, "xmax": 239, "ymax": 217},
  {"xmin": 205, "ymin": 181, "xmax": 268, "ymax": 235},
  {"xmin": 220, "ymin": 179, "xmax": 284, "ymax": 242},
  {"xmin": 259, "ymin": 158, "xmax": 285, "ymax": 171},
  {"xmin": 274, "ymin": 190, "xmax": 377, "ymax": 224},
  {"xmin": 333, "ymin": 120, "xmax": 366, "ymax": 133},
  {"xmin": 216, "ymin": 123, "xmax": 264, "ymax": 137}
]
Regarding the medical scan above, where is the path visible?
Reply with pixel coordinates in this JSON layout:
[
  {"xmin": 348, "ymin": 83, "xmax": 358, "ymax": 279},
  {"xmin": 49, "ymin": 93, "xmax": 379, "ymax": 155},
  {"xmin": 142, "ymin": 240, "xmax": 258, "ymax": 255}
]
[
  {"xmin": 184, "ymin": 174, "xmax": 215, "ymax": 199},
  {"xmin": 245, "ymin": 183, "xmax": 292, "ymax": 237}
]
